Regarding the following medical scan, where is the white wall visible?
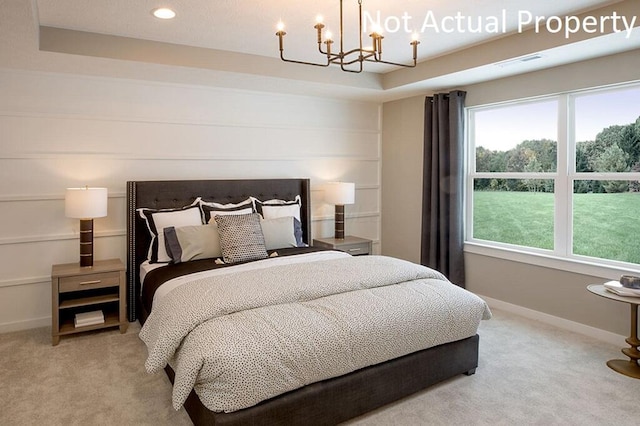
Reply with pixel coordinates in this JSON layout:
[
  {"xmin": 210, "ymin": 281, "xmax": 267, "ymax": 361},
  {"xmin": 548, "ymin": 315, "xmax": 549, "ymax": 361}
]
[
  {"xmin": 381, "ymin": 48, "xmax": 640, "ymax": 337},
  {"xmin": 0, "ymin": 68, "xmax": 382, "ymax": 332}
]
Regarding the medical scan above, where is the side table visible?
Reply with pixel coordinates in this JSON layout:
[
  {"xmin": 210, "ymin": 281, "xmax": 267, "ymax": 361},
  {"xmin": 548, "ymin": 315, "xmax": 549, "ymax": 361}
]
[
  {"xmin": 587, "ymin": 284, "xmax": 640, "ymax": 379},
  {"xmin": 51, "ymin": 258, "xmax": 128, "ymax": 345}
]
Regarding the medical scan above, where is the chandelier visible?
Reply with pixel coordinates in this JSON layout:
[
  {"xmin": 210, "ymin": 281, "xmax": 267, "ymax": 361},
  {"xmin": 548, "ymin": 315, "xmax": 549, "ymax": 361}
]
[{"xmin": 275, "ymin": 0, "xmax": 420, "ymax": 73}]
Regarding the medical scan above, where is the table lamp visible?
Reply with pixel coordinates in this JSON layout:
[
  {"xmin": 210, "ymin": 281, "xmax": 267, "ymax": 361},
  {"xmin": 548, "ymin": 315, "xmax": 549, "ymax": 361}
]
[
  {"xmin": 324, "ymin": 182, "xmax": 355, "ymax": 239},
  {"xmin": 65, "ymin": 187, "xmax": 108, "ymax": 267}
]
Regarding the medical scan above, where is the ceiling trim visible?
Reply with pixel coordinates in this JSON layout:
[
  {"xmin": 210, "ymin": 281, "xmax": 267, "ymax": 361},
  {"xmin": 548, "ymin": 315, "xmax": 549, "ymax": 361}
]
[{"xmin": 38, "ymin": 26, "xmax": 383, "ymax": 91}]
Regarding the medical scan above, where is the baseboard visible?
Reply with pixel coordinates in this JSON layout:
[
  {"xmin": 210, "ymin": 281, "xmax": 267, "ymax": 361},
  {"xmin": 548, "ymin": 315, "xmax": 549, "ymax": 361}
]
[
  {"xmin": 479, "ymin": 295, "xmax": 626, "ymax": 347},
  {"xmin": 0, "ymin": 316, "xmax": 50, "ymax": 334}
]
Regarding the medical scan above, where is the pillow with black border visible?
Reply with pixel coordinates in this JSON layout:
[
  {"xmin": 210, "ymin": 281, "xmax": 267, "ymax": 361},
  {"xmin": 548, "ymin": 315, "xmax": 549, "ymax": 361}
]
[
  {"xmin": 214, "ymin": 213, "xmax": 268, "ymax": 264},
  {"xmin": 138, "ymin": 203, "xmax": 203, "ymax": 263},
  {"xmin": 198, "ymin": 198, "xmax": 254, "ymax": 223},
  {"xmin": 252, "ymin": 195, "xmax": 301, "ymax": 221}
]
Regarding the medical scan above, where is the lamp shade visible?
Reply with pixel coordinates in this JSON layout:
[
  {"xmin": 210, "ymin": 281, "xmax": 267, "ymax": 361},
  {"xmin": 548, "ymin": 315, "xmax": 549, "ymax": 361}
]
[
  {"xmin": 65, "ymin": 187, "xmax": 108, "ymax": 219},
  {"xmin": 324, "ymin": 182, "xmax": 355, "ymax": 205}
]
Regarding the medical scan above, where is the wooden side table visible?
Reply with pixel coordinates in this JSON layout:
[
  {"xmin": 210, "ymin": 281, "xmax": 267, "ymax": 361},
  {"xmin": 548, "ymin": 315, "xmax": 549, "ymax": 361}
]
[
  {"xmin": 313, "ymin": 236, "xmax": 372, "ymax": 256},
  {"xmin": 587, "ymin": 284, "xmax": 640, "ymax": 379},
  {"xmin": 51, "ymin": 258, "xmax": 128, "ymax": 346}
]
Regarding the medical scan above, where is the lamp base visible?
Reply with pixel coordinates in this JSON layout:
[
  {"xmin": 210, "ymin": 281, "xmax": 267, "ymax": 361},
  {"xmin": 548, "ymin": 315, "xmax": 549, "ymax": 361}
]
[
  {"xmin": 79, "ymin": 219, "xmax": 94, "ymax": 267},
  {"xmin": 334, "ymin": 205, "xmax": 345, "ymax": 239}
]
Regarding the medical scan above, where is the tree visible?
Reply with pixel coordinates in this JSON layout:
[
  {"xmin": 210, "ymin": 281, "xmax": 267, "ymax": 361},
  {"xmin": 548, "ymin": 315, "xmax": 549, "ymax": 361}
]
[
  {"xmin": 575, "ymin": 141, "xmax": 592, "ymax": 172},
  {"xmin": 593, "ymin": 144, "xmax": 629, "ymax": 193},
  {"xmin": 617, "ymin": 124, "xmax": 640, "ymax": 168},
  {"xmin": 524, "ymin": 156, "xmax": 543, "ymax": 192},
  {"xmin": 518, "ymin": 139, "xmax": 557, "ymax": 171}
]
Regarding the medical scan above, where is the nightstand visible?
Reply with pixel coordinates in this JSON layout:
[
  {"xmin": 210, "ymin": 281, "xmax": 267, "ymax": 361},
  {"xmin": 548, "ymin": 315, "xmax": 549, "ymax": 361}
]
[
  {"xmin": 313, "ymin": 236, "xmax": 372, "ymax": 256},
  {"xmin": 51, "ymin": 258, "xmax": 127, "ymax": 346}
]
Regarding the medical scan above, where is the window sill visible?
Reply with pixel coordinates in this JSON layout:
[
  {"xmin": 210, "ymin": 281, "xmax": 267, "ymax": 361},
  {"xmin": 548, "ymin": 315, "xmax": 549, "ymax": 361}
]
[{"xmin": 464, "ymin": 242, "xmax": 640, "ymax": 281}]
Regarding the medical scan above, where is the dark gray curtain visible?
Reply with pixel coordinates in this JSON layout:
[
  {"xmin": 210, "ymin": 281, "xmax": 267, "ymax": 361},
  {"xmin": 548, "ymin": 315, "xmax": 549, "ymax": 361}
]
[{"xmin": 421, "ymin": 91, "xmax": 466, "ymax": 287}]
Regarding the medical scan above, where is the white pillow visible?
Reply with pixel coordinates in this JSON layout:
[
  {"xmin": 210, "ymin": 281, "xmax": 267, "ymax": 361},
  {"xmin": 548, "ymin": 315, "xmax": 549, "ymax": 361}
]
[
  {"xmin": 138, "ymin": 205, "xmax": 203, "ymax": 263},
  {"xmin": 199, "ymin": 197, "xmax": 254, "ymax": 223},
  {"xmin": 253, "ymin": 195, "xmax": 302, "ymax": 221},
  {"xmin": 262, "ymin": 204, "xmax": 301, "ymax": 221},
  {"xmin": 207, "ymin": 207, "xmax": 254, "ymax": 223},
  {"xmin": 260, "ymin": 216, "xmax": 298, "ymax": 250}
]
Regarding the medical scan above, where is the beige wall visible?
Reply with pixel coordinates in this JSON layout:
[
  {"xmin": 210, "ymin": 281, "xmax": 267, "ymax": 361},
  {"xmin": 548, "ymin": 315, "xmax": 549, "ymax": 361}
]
[
  {"xmin": 0, "ymin": 68, "xmax": 382, "ymax": 332},
  {"xmin": 381, "ymin": 48, "xmax": 640, "ymax": 336},
  {"xmin": 381, "ymin": 96, "xmax": 424, "ymax": 263}
]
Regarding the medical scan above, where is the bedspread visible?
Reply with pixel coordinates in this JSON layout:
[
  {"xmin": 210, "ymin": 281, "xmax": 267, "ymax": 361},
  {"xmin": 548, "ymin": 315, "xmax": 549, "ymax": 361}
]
[{"xmin": 139, "ymin": 254, "xmax": 491, "ymax": 412}]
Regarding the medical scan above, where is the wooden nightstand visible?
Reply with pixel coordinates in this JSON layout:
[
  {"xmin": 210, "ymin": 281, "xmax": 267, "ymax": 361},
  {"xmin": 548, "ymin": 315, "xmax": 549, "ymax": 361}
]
[
  {"xmin": 313, "ymin": 236, "xmax": 372, "ymax": 256},
  {"xmin": 51, "ymin": 258, "xmax": 128, "ymax": 346}
]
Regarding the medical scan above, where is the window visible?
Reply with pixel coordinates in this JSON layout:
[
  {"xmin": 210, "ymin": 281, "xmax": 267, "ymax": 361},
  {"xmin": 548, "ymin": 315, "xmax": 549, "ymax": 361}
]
[{"xmin": 466, "ymin": 84, "xmax": 640, "ymax": 269}]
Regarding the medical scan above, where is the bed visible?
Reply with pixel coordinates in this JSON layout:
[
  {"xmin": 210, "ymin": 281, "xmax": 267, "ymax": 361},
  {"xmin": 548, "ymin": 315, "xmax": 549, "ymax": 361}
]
[{"xmin": 126, "ymin": 178, "xmax": 491, "ymax": 425}]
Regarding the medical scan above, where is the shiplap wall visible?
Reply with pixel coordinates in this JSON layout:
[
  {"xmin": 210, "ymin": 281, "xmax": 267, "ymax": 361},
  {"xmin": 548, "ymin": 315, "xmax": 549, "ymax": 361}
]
[{"xmin": 0, "ymin": 68, "xmax": 382, "ymax": 332}]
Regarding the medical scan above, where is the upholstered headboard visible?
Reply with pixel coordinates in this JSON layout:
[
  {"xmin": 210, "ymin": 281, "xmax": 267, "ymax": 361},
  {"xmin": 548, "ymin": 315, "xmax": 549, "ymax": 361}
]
[{"xmin": 126, "ymin": 178, "xmax": 311, "ymax": 321}]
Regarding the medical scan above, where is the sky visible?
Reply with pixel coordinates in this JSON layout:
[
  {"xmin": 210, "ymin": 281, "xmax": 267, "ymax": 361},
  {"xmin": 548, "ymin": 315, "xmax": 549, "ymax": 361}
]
[{"xmin": 474, "ymin": 87, "xmax": 640, "ymax": 151}]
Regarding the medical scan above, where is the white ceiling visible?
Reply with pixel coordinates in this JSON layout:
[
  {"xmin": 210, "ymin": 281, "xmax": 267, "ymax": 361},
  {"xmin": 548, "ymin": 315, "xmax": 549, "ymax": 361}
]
[
  {"xmin": 10, "ymin": 0, "xmax": 640, "ymax": 100},
  {"xmin": 34, "ymin": 0, "xmax": 614, "ymax": 68}
]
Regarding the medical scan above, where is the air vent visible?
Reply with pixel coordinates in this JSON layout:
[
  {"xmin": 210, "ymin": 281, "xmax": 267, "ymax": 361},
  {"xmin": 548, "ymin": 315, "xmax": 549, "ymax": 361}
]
[{"xmin": 496, "ymin": 54, "xmax": 544, "ymax": 68}]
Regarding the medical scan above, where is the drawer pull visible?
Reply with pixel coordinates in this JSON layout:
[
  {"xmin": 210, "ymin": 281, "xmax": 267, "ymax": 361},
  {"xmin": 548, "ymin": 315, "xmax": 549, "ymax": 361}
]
[
  {"xmin": 80, "ymin": 280, "xmax": 101, "ymax": 286},
  {"xmin": 348, "ymin": 248, "xmax": 362, "ymax": 252}
]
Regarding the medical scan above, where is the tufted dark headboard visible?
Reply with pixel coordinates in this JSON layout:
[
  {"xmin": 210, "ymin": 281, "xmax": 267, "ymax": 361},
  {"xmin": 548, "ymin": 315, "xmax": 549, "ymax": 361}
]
[{"xmin": 126, "ymin": 178, "xmax": 311, "ymax": 321}]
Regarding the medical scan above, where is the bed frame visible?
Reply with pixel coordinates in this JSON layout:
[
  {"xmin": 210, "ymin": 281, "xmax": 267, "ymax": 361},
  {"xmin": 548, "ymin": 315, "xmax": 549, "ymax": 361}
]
[{"xmin": 126, "ymin": 178, "xmax": 479, "ymax": 426}]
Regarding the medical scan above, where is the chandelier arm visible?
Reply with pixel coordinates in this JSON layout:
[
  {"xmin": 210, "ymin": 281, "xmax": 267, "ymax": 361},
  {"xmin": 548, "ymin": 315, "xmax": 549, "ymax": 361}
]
[
  {"xmin": 340, "ymin": 62, "xmax": 364, "ymax": 73},
  {"xmin": 280, "ymin": 53, "xmax": 332, "ymax": 67},
  {"xmin": 342, "ymin": 53, "xmax": 375, "ymax": 66},
  {"xmin": 341, "ymin": 47, "xmax": 369, "ymax": 57},
  {"xmin": 363, "ymin": 58, "xmax": 417, "ymax": 68}
]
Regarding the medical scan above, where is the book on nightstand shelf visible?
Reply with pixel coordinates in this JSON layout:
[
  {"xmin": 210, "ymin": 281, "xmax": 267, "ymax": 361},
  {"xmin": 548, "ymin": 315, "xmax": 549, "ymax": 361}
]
[{"xmin": 74, "ymin": 310, "xmax": 105, "ymax": 328}]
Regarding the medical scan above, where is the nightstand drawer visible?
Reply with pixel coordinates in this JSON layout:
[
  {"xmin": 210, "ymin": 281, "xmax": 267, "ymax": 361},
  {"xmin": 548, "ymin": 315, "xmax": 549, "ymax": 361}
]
[
  {"xmin": 59, "ymin": 272, "xmax": 120, "ymax": 292},
  {"xmin": 313, "ymin": 236, "xmax": 372, "ymax": 256},
  {"xmin": 340, "ymin": 243, "xmax": 370, "ymax": 255}
]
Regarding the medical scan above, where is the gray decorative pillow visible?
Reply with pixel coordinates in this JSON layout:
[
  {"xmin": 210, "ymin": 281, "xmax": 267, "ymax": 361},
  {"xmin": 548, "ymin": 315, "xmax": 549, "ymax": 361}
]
[
  {"xmin": 214, "ymin": 213, "xmax": 268, "ymax": 264},
  {"xmin": 260, "ymin": 216, "xmax": 298, "ymax": 250},
  {"xmin": 164, "ymin": 223, "xmax": 222, "ymax": 264}
]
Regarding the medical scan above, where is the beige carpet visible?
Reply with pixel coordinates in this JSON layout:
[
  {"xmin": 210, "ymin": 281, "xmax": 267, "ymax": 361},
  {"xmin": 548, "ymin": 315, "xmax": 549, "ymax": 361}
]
[{"xmin": 1, "ymin": 309, "xmax": 639, "ymax": 425}]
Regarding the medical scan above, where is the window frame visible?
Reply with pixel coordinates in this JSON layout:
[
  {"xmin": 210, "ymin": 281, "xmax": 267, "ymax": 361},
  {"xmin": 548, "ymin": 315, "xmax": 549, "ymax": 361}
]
[{"xmin": 465, "ymin": 84, "xmax": 640, "ymax": 279}]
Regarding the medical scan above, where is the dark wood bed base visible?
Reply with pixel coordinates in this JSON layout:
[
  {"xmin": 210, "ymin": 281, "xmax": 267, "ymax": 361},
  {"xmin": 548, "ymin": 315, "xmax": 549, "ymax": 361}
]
[
  {"xmin": 126, "ymin": 178, "xmax": 479, "ymax": 426},
  {"xmin": 166, "ymin": 336, "xmax": 478, "ymax": 426}
]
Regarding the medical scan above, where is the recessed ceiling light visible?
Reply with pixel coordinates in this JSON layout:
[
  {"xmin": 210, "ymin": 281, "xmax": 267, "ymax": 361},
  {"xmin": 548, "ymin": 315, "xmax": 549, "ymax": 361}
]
[{"xmin": 152, "ymin": 8, "xmax": 176, "ymax": 20}]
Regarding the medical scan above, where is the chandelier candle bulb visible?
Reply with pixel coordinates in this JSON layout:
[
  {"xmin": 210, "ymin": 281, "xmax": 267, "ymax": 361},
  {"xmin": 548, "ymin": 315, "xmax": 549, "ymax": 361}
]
[
  {"xmin": 411, "ymin": 38, "xmax": 420, "ymax": 60},
  {"xmin": 325, "ymin": 37, "xmax": 333, "ymax": 57}
]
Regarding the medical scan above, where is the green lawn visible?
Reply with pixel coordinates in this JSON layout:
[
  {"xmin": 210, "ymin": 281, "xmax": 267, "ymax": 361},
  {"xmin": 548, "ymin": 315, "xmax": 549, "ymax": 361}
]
[{"xmin": 473, "ymin": 191, "xmax": 640, "ymax": 264}]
